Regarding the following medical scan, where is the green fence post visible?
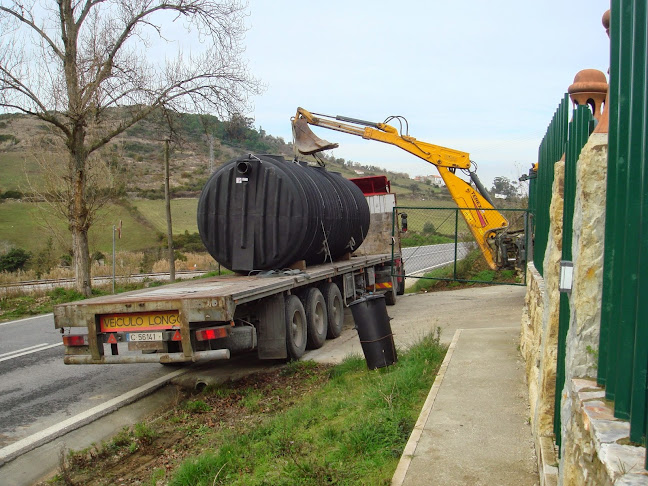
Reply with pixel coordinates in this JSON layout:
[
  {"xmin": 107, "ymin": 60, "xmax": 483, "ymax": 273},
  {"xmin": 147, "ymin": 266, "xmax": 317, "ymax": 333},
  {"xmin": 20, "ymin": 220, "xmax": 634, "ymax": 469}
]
[
  {"xmin": 625, "ymin": 0, "xmax": 648, "ymax": 444},
  {"xmin": 554, "ymin": 106, "xmax": 593, "ymax": 445},
  {"xmin": 453, "ymin": 209, "xmax": 459, "ymax": 280}
]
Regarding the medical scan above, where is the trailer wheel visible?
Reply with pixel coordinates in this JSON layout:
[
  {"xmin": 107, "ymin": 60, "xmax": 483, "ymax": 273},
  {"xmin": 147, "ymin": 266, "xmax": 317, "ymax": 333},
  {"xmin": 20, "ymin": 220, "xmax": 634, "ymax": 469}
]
[
  {"xmin": 302, "ymin": 288, "xmax": 328, "ymax": 349},
  {"xmin": 285, "ymin": 294, "xmax": 307, "ymax": 359},
  {"xmin": 321, "ymin": 282, "xmax": 344, "ymax": 339}
]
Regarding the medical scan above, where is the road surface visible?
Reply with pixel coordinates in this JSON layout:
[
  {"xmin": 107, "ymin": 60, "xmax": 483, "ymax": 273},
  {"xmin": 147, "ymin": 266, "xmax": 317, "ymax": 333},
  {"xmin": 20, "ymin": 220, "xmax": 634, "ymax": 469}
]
[
  {"xmin": 0, "ymin": 314, "xmax": 172, "ymax": 451},
  {"xmin": 402, "ymin": 242, "xmax": 473, "ymax": 276}
]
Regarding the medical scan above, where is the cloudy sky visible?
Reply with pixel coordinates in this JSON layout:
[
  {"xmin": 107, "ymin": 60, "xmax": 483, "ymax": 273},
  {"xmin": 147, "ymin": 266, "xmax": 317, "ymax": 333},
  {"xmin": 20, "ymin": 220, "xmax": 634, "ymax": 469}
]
[{"xmin": 242, "ymin": 0, "xmax": 611, "ymax": 187}]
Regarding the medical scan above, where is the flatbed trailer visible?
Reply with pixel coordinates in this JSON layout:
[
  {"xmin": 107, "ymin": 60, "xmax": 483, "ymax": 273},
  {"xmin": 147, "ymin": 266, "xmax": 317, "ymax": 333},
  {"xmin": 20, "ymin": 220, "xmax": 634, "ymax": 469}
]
[
  {"xmin": 54, "ymin": 253, "xmax": 398, "ymax": 364},
  {"xmin": 54, "ymin": 174, "xmax": 407, "ymax": 365}
]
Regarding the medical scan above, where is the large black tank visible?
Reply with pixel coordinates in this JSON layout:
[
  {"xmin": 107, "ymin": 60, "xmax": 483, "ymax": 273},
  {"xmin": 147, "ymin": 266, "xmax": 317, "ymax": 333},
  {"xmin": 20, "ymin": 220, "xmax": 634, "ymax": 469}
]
[{"xmin": 197, "ymin": 154, "xmax": 371, "ymax": 273}]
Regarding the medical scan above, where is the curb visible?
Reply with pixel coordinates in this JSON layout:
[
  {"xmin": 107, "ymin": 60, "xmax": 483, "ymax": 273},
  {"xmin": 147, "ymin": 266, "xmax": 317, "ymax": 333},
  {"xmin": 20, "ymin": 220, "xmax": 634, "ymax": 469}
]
[
  {"xmin": 0, "ymin": 368, "xmax": 187, "ymax": 467},
  {"xmin": 391, "ymin": 328, "xmax": 463, "ymax": 486}
]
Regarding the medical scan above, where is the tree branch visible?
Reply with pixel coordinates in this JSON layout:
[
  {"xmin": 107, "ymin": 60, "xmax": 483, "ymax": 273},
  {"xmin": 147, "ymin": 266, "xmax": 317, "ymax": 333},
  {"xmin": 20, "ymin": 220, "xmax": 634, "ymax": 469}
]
[{"xmin": 0, "ymin": 4, "xmax": 64, "ymax": 59}]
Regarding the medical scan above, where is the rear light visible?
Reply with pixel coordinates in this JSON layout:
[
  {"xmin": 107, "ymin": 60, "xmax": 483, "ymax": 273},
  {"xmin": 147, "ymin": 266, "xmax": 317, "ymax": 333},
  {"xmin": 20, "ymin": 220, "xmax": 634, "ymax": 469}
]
[
  {"xmin": 195, "ymin": 326, "xmax": 228, "ymax": 341},
  {"xmin": 63, "ymin": 335, "xmax": 88, "ymax": 346}
]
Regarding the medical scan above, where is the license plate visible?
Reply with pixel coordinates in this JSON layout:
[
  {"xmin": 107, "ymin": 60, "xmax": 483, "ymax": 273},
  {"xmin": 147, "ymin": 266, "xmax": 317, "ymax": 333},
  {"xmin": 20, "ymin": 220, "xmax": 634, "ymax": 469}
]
[{"xmin": 127, "ymin": 332, "xmax": 163, "ymax": 342}]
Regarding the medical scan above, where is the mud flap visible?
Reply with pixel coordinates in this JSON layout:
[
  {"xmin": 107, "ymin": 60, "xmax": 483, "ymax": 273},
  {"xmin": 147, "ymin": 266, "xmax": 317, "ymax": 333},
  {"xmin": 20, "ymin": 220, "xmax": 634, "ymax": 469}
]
[{"xmin": 256, "ymin": 294, "xmax": 288, "ymax": 359}]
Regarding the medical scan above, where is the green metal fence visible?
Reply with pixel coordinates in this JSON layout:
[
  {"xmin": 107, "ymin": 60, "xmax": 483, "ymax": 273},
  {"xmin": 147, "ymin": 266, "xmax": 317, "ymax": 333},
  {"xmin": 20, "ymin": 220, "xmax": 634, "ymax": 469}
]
[
  {"xmin": 533, "ymin": 95, "xmax": 570, "ymax": 277},
  {"xmin": 393, "ymin": 206, "xmax": 528, "ymax": 286},
  {"xmin": 553, "ymin": 105, "xmax": 595, "ymax": 446},
  {"xmin": 597, "ymin": 0, "xmax": 648, "ymax": 457}
]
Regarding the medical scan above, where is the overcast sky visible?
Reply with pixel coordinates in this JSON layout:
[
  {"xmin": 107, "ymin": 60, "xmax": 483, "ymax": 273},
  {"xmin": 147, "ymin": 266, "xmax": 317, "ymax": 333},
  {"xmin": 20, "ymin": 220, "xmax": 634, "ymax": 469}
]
[{"xmin": 242, "ymin": 0, "xmax": 611, "ymax": 187}]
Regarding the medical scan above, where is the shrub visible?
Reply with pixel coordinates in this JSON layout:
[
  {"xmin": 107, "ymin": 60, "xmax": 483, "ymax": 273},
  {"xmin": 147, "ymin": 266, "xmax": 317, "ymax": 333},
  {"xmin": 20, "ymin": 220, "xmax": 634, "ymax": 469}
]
[
  {"xmin": 0, "ymin": 248, "xmax": 31, "ymax": 272},
  {"xmin": 0, "ymin": 134, "xmax": 18, "ymax": 144},
  {"xmin": 1, "ymin": 189, "xmax": 23, "ymax": 199},
  {"xmin": 422, "ymin": 221, "xmax": 437, "ymax": 234}
]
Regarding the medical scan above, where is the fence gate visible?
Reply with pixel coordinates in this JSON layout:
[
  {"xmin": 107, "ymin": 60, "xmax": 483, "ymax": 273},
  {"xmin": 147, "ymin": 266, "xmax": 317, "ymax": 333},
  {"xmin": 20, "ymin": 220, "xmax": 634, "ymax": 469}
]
[{"xmin": 392, "ymin": 206, "xmax": 529, "ymax": 289}]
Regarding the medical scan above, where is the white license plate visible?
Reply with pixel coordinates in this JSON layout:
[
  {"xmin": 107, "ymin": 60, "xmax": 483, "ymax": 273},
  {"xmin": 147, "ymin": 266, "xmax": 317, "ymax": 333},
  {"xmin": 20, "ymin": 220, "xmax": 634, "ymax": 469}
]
[{"xmin": 127, "ymin": 332, "xmax": 163, "ymax": 342}]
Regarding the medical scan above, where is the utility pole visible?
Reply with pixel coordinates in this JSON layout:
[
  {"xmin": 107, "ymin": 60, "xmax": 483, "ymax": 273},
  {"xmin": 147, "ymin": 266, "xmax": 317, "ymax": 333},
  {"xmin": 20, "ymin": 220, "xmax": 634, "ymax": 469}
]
[
  {"xmin": 209, "ymin": 134, "xmax": 214, "ymax": 173},
  {"xmin": 164, "ymin": 139, "xmax": 175, "ymax": 283}
]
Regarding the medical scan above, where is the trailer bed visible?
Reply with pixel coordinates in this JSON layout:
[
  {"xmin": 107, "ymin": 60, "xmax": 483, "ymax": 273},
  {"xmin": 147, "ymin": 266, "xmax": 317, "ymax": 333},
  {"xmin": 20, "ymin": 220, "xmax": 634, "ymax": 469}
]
[{"xmin": 54, "ymin": 254, "xmax": 391, "ymax": 329}]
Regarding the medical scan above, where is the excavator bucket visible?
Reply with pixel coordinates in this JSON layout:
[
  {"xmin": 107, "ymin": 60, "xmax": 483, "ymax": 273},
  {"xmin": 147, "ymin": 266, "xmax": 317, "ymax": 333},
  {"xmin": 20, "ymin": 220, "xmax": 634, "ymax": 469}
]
[{"xmin": 292, "ymin": 116, "xmax": 339, "ymax": 155}]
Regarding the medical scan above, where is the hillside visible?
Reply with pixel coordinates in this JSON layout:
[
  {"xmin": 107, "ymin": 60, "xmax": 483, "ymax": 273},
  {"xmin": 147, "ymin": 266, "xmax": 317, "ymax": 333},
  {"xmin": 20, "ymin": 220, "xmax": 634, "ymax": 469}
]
[
  {"xmin": 0, "ymin": 110, "xmax": 437, "ymax": 199},
  {"xmin": 0, "ymin": 109, "xmax": 450, "ymax": 258}
]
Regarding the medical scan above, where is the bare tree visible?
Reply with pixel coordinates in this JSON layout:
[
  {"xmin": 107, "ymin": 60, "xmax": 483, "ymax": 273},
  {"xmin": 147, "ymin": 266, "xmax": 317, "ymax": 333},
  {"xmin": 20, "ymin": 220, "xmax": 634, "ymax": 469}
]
[{"xmin": 0, "ymin": 0, "xmax": 261, "ymax": 295}]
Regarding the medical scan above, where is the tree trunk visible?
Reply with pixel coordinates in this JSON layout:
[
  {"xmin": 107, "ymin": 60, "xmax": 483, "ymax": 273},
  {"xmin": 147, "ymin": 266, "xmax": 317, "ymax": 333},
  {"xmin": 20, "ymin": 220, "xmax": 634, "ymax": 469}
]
[
  {"xmin": 70, "ymin": 146, "xmax": 92, "ymax": 297},
  {"xmin": 164, "ymin": 140, "xmax": 175, "ymax": 283},
  {"xmin": 72, "ymin": 224, "xmax": 92, "ymax": 296}
]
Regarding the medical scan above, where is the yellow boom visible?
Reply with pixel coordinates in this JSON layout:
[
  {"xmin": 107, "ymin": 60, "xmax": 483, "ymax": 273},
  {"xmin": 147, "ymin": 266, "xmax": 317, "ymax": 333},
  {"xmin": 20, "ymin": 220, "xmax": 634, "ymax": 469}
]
[{"xmin": 292, "ymin": 107, "xmax": 510, "ymax": 270}]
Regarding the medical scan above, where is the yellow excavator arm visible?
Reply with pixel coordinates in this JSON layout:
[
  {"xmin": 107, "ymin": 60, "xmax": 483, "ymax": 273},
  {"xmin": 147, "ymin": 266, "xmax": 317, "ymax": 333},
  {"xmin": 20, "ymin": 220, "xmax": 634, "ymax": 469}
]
[{"xmin": 292, "ymin": 107, "xmax": 510, "ymax": 270}]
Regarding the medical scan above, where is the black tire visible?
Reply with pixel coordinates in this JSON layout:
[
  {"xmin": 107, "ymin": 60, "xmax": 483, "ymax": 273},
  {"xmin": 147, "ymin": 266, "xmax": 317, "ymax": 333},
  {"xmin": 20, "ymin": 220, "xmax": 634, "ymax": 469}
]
[
  {"xmin": 301, "ymin": 288, "xmax": 328, "ymax": 349},
  {"xmin": 385, "ymin": 275, "xmax": 397, "ymax": 306},
  {"xmin": 285, "ymin": 294, "xmax": 307, "ymax": 359},
  {"xmin": 320, "ymin": 282, "xmax": 344, "ymax": 339}
]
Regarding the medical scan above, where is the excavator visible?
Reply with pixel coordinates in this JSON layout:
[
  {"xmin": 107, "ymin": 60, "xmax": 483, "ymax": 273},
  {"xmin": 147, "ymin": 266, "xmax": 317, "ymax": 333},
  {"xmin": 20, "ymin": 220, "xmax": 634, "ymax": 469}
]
[{"xmin": 291, "ymin": 107, "xmax": 525, "ymax": 270}]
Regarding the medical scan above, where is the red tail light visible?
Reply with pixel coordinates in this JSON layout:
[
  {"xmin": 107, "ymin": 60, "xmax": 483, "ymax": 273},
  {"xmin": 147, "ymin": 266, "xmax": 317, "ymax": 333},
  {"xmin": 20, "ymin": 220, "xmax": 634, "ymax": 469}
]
[
  {"xmin": 195, "ymin": 327, "xmax": 228, "ymax": 341},
  {"xmin": 63, "ymin": 335, "xmax": 88, "ymax": 346}
]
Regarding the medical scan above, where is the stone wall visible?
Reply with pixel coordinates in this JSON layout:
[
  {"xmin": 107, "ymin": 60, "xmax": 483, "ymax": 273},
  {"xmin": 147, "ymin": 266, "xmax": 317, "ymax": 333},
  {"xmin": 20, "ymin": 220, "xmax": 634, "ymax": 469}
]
[
  {"xmin": 522, "ymin": 129, "xmax": 648, "ymax": 485},
  {"xmin": 521, "ymin": 160, "xmax": 564, "ymax": 439},
  {"xmin": 560, "ymin": 379, "xmax": 647, "ymax": 486}
]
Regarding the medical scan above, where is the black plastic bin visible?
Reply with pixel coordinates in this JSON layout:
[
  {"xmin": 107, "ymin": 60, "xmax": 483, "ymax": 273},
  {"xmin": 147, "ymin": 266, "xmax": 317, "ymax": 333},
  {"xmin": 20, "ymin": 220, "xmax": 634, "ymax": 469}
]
[{"xmin": 348, "ymin": 294, "xmax": 397, "ymax": 370}]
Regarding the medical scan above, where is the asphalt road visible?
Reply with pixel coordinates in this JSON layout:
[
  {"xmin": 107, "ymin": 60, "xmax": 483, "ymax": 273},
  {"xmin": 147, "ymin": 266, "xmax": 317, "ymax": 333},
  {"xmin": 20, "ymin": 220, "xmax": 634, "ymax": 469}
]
[
  {"xmin": 0, "ymin": 314, "xmax": 172, "ymax": 450},
  {"xmin": 402, "ymin": 242, "xmax": 473, "ymax": 275}
]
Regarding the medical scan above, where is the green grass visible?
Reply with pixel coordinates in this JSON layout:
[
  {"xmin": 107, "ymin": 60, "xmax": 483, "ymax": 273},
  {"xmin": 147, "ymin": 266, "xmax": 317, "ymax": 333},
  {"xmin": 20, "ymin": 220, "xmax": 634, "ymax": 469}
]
[
  {"xmin": 168, "ymin": 337, "xmax": 445, "ymax": 486},
  {"xmin": 0, "ymin": 201, "xmax": 159, "ymax": 254},
  {"xmin": 132, "ymin": 198, "xmax": 199, "ymax": 234},
  {"xmin": 0, "ymin": 283, "xmax": 144, "ymax": 322},
  {"xmin": 51, "ymin": 335, "xmax": 446, "ymax": 485},
  {"xmin": 406, "ymin": 249, "xmax": 521, "ymax": 293},
  {"xmin": 0, "ymin": 151, "xmax": 44, "ymax": 191}
]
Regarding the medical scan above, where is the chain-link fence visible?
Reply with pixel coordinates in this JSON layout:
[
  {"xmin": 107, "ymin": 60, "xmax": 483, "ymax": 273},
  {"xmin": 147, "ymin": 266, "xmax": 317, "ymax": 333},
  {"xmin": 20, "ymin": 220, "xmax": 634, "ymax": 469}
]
[{"xmin": 392, "ymin": 206, "xmax": 529, "ymax": 286}]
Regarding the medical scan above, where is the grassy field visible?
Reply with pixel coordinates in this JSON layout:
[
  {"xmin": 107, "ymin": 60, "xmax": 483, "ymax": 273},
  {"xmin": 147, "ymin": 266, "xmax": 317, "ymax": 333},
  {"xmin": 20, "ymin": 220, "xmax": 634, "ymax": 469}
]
[
  {"xmin": 0, "ymin": 201, "xmax": 159, "ymax": 254},
  {"xmin": 133, "ymin": 198, "xmax": 199, "ymax": 234},
  {"xmin": 0, "ymin": 151, "xmax": 44, "ymax": 191}
]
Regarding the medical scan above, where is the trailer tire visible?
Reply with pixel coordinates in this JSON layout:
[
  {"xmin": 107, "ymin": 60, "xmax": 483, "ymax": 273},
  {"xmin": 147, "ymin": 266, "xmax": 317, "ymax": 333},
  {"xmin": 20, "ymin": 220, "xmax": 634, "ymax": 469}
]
[
  {"xmin": 302, "ymin": 288, "xmax": 328, "ymax": 349},
  {"xmin": 321, "ymin": 282, "xmax": 344, "ymax": 339},
  {"xmin": 285, "ymin": 294, "xmax": 307, "ymax": 359}
]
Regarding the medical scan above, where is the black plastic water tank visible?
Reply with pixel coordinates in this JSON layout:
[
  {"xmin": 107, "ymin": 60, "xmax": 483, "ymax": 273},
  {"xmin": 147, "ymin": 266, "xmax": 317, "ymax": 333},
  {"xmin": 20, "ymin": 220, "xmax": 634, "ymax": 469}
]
[{"xmin": 197, "ymin": 154, "xmax": 370, "ymax": 273}]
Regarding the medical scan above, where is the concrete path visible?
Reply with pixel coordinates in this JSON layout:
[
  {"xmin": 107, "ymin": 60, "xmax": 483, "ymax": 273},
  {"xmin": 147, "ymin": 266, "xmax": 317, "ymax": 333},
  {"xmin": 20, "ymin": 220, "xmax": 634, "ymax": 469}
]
[{"xmin": 390, "ymin": 286, "xmax": 538, "ymax": 486}]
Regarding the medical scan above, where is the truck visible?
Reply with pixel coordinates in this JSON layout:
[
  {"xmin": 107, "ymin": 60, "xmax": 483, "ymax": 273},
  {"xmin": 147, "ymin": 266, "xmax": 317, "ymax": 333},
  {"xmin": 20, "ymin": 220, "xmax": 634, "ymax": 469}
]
[{"xmin": 54, "ymin": 173, "xmax": 406, "ymax": 365}]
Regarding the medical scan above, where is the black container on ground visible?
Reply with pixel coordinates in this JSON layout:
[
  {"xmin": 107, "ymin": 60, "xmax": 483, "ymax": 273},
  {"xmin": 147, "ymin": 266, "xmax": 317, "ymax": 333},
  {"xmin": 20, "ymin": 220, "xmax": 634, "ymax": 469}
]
[{"xmin": 348, "ymin": 294, "xmax": 397, "ymax": 370}]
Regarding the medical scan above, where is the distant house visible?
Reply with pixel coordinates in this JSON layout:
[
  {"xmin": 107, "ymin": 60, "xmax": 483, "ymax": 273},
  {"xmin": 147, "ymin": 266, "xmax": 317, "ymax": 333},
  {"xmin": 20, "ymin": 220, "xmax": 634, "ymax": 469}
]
[
  {"xmin": 354, "ymin": 169, "xmax": 365, "ymax": 175},
  {"xmin": 414, "ymin": 175, "xmax": 444, "ymax": 187}
]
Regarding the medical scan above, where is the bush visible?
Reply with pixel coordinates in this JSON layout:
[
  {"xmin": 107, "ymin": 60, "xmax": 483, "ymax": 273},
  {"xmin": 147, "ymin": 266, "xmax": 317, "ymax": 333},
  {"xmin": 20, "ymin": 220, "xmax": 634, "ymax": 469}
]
[
  {"xmin": 173, "ymin": 231, "xmax": 207, "ymax": 253},
  {"xmin": 0, "ymin": 248, "xmax": 31, "ymax": 272},
  {"xmin": 1, "ymin": 189, "xmax": 23, "ymax": 199},
  {"xmin": 0, "ymin": 134, "xmax": 18, "ymax": 144},
  {"xmin": 422, "ymin": 222, "xmax": 437, "ymax": 234}
]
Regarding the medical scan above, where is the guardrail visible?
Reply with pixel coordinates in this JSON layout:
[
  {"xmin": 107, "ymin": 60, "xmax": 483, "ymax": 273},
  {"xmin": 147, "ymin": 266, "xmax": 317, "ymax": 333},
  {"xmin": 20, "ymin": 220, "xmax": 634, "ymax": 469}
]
[{"xmin": 0, "ymin": 271, "xmax": 209, "ymax": 295}]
